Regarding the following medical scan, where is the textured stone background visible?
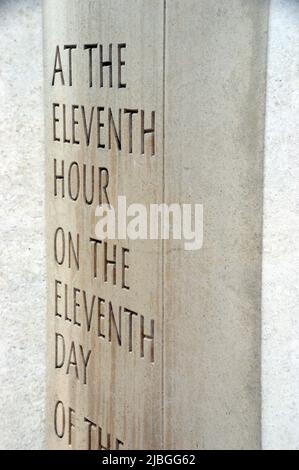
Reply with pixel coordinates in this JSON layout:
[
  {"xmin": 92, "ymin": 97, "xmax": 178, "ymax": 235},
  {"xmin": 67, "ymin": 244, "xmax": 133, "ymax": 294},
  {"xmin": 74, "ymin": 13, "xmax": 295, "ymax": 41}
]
[
  {"xmin": 262, "ymin": 0, "xmax": 299, "ymax": 450},
  {"xmin": 0, "ymin": 0, "xmax": 298, "ymax": 450},
  {"xmin": 0, "ymin": 0, "xmax": 45, "ymax": 450}
]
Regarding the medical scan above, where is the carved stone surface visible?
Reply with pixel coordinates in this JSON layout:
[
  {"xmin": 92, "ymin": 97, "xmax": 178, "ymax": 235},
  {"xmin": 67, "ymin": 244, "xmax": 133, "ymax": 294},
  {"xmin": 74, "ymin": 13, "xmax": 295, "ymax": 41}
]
[{"xmin": 44, "ymin": 0, "xmax": 164, "ymax": 450}]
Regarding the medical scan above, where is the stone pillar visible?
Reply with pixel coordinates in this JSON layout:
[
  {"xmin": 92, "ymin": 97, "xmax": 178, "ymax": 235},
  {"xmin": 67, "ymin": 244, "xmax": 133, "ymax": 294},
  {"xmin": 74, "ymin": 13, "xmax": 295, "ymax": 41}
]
[
  {"xmin": 43, "ymin": 0, "xmax": 274, "ymax": 450},
  {"xmin": 0, "ymin": 0, "xmax": 45, "ymax": 450}
]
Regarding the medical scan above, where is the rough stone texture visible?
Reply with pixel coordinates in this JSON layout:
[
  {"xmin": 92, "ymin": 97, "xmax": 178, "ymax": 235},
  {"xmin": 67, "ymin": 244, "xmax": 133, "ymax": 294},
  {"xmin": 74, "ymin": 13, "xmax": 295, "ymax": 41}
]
[
  {"xmin": 44, "ymin": 0, "xmax": 164, "ymax": 450},
  {"xmin": 262, "ymin": 0, "xmax": 299, "ymax": 450},
  {"xmin": 164, "ymin": 0, "xmax": 269, "ymax": 450},
  {"xmin": 0, "ymin": 0, "xmax": 45, "ymax": 450},
  {"xmin": 0, "ymin": 0, "xmax": 298, "ymax": 450}
]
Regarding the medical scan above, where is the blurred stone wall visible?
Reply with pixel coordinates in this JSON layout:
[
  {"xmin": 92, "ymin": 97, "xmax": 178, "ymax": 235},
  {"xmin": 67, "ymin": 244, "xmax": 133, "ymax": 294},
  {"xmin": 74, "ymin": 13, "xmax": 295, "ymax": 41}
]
[{"xmin": 0, "ymin": 0, "xmax": 298, "ymax": 450}]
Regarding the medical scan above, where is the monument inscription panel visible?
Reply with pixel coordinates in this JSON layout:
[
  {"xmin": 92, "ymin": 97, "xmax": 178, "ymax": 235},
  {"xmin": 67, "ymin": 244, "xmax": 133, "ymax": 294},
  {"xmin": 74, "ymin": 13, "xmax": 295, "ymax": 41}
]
[{"xmin": 44, "ymin": 0, "xmax": 164, "ymax": 449}]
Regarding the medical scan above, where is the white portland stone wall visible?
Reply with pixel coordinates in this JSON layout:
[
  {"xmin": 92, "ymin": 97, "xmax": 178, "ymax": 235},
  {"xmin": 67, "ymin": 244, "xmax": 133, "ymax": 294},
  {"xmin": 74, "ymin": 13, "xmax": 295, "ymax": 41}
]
[
  {"xmin": 0, "ymin": 0, "xmax": 298, "ymax": 450},
  {"xmin": 0, "ymin": 0, "xmax": 45, "ymax": 450}
]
